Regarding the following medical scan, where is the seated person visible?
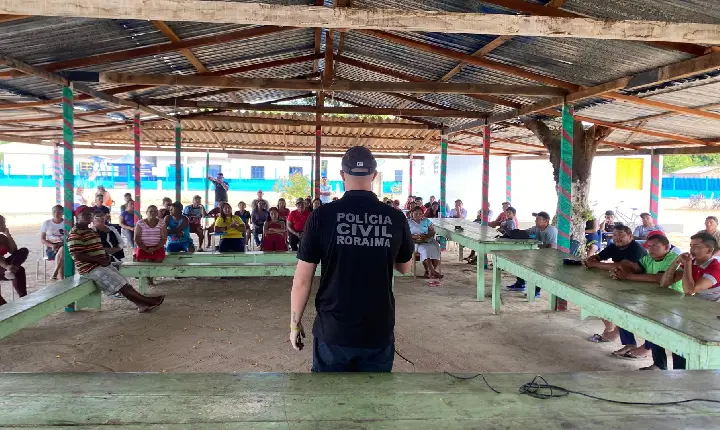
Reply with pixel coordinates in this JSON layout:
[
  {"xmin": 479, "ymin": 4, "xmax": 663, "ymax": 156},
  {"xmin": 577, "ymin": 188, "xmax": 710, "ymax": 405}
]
[
  {"xmin": 262, "ymin": 207, "xmax": 288, "ymax": 252},
  {"xmin": 134, "ymin": 205, "xmax": 167, "ymax": 262},
  {"xmin": 472, "ymin": 210, "xmax": 483, "ymax": 224},
  {"xmin": 654, "ymin": 232, "xmax": 720, "ymax": 370},
  {"xmin": 644, "ymin": 230, "xmax": 682, "ymax": 255},
  {"xmin": 311, "ymin": 198, "xmax": 322, "ymax": 211},
  {"xmin": 506, "ymin": 211, "xmax": 558, "ymax": 298},
  {"xmin": 487, "ymin": 202, "xmax": 509, "ymax": 227},
  {"xmin": 165, "ymin": 202, "xmax": 195, "ymax": 253},
  {"xmin": 498, "ymin": 206, "xmax": 517, "ymax": 233},
  {"xmin": 698, "ymin": 216, "xmax": 720, "ymax": 255},
  {"xmin": 183, "ymin": 195, "xmax": 207, "ymax": 251},
  {"xmin": 251, "ymin": 201, "xmax": 269, "ymax": 247},
  {"xmin": 205, "ymin": 199, "xmax": 225, "ymax": 246},
  {"xmin": 633, "ymin": 212, "xmax": 664, "ymax": 240},
  {"xmin": 404, "ymin": 195, "xmax": 415, "ymax": 210},
  {"xmin": 275, "ymin": 199, "xmax": 290, "ymax": 220},
  {"xmin": 585, "ymin": 216, "xmax": 600, "ymax": 257},
  {"xmin": 68, "ymin": 206, "xmax": 164, "ymax": 313},
  {"xmin": 598, "ymin": 210, "xmax": 616, "ymax": 244},
  {"xmin": 92, "ymin": 193, "xmax": 111, "ymax": 224},
  {"xmin": 41, "ymin": 204, "xmax": 66, "ymax": 280},
  {"xmin": 287, "ymin": 198, "xmax": 310, "ymax": 251},
  {"xmin": 448, "ymin": 200, "xmax": 467, "ymax": 219},
  {"xmin": 393, "ymin": 200, "xmax": 401, "ymax": 210},
  {"xmin": 0, "ymin": 214, "xmax": 28, "ymax": 306},
  {"xmin": 235, "ymin": 201, "xmax": 251, "ymax": 225},
  {"xmin": 119, "ymin": 200, "xmax": 136, "ymax": 249},
  {"xmin": 92, "ymin": 210, "xmax": 125, "ymax": 265},
  {"xmin": 406, "ymin": 201, "xmax": 417, "ymax": 219},
  {"xmin": 214, "ymin": 202, "xmax": 246, "ymax": 252},
  {"xmin": 414, "ymin": 196, "xmax": 424, "ymax": 209},
  {"xmin": 610, "ymin": 234, "xmax": 681, "ymax": 362},
  {"xmin": 408, "ymin": 206, "xmax": 442, "ymax": 279},
  {"xmin": 158, "ymin": 197, "xmax": 173, "ymax": 219},
  {"xmin": 424, "ymin": 202, "xmax": 440, "ymax": 218},
  {"xmin": 584, "ymin": 224, "xmax": 647, "ymax": 346}
]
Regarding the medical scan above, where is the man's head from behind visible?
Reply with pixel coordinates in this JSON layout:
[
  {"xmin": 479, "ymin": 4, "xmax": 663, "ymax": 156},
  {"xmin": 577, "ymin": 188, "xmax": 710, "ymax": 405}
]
[
  {"xmin": 340, "ymin": 146, "xmax": 377, "ymax": 191},
  {"xmin": 612, "ymin": 224, "xmax": 633, "ymax": 247},
  {"xmin": 690, "ymin": 232, "xmax": 718, "ymax": 261}
]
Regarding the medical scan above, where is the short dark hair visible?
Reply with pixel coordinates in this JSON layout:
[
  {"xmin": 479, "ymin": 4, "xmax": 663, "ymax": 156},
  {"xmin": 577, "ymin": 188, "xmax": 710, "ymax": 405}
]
[
  {"xmin": 691, "ymin": 232, "xmax": 718, "ymax": 253},
  {"xmin": 640, "ymin": 212, "xmax": 651, "ymax": 218},
  {"xmin": 506, "ymin": 206, "xmax": 517, "ymax": 215},
  {"xmin": 52, "ymin": 204, "xmax": 63, "ymax": 211},
  {"xmin": 646, "ymin": 235, "xmax": 670, "ymax": 247},
  {"xmin": 614, "ymin": 224, "xmax": 633, "ymax": 235},
  {"xmin": 707, "ymin": 216, "xmax": 719, "ymax": 224},
  {"xmin": 411, "ymin": 205, "xmax": 424, "ymax": 214},
  {"xmin": 162, "ymin": 197, "xmax": 172, "ymax": 204},
  {"xmin": 172, "ymin": 201, "xmax": 183, "ymax": 210},
  {"xmin": 604, "ymin": 210, "xmax": 614, "ymax": 216},
  {"xmin": 124, "ymin": 192, "xmax": 132, "ymax": 198}
]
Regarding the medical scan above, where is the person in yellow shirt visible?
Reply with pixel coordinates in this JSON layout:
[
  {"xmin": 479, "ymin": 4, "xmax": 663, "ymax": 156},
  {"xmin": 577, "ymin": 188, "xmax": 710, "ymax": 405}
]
[{"xmin": 214, "ymin": 202, "xmax": 246, "ymax": 252}]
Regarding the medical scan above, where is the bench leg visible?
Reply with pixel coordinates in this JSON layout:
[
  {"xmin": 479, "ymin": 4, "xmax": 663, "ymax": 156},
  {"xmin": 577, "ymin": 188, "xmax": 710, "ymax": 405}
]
[
  {"xmin": 548, "ymin": 293, "xmax": 557, "ymax": 311},
  {"xmin": 492, "ymin": 263, "xmax": 501, "ymax": 314},
  {"xmin": 526, "ymin": 281, "xmax": 536, "ymax": 303},
  {"xmin": 75, "ymin": 288, "xmax": 102, "ymax": 310},
  {"xmin": 458, "ymin": 244, "xmax": 464, "ymax": 261},
  {"xmin": 139, "ymin": 277, "xmax": 149, "ymax": 295},
  {"xmin": 476, "ymin": 250, "xmax": 485, "ymax": 301}
]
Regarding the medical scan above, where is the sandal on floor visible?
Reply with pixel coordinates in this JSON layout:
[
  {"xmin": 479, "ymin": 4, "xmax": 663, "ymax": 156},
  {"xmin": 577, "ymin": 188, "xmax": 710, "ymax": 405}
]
[
  {"xmin": 622, "ymin": 351, "xmax": 649, "ymax": 360},
  {"xmin": 427, "ymin": 279, "xmax": 441, "ymax": 287},
  {"xmin": 587, "ymin": 333, "xmax": 613, "ymax": 343},
  {"xmin": 611, "ymin": 348, "xmax": 630, "ymax": 357}
]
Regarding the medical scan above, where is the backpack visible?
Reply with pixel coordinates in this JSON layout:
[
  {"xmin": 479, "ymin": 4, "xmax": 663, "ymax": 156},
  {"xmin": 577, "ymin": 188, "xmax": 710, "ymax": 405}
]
[{"xmin": 501, "ymin": 229, "xmax": 531, "ymax": 240}]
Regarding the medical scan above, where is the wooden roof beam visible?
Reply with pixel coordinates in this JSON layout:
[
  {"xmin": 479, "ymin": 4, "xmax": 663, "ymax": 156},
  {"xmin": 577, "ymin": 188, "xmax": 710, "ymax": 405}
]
[
  {"xmin": 151, "ymin": 21, "xmax": 209, "ymax": 73},
  {"xmin": 0, "ymin": 53, "xmax": 175, "ymax": 122},
  {"xmin": 98, "ymin": 72, "xmax": 566, "ymax": 97},
  {"xmin": 4, "ymin": 2, "xmax": 720, "ymax": 43},
  {"xmin": 188, "ymin": 115, "xmax": 435, "ymax": 129}
]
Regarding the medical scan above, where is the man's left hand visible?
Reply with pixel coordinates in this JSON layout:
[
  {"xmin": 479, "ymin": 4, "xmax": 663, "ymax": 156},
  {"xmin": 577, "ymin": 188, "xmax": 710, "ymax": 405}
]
[{"xmin": 290, "ymin": 322, "xmax": 306, "ymax": 351}]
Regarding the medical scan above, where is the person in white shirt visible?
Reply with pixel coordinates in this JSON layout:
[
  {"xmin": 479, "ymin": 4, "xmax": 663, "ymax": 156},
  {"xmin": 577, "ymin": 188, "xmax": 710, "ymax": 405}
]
[
  {"xmin": 40, "ymin": 205, "xmax": 66, "ymax": 280},
  {"xmin": 319, "ymin": 177, "xmax": 332, "ymax": 204},
  {"xmin": 448, "ymin": 199, "xmax": 467, "ymax": 219}
]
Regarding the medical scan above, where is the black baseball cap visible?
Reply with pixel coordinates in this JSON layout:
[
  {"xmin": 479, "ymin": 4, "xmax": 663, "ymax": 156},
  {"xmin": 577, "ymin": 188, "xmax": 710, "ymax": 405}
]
[
  {"xmin": 532, "ymin": 211, "xmax": 551, "ymax": 220},
  {"xmin": 342, "ymin": 146, "xmax": 377, "ymax": 176},
  {"xmin": 604, "ymin": 210, "xmax": 614, "ymax": 216}
]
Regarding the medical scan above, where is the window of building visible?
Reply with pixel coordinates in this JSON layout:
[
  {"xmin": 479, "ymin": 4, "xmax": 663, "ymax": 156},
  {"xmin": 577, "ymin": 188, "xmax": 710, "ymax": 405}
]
[
  {"xmin": 251, "ymin": 166, "xmax": 265, "ymax": 179},
  {"xmin": 433, "ymin": 156, "xmax": 440, "ymax": 175},
  {"xmin": 615, "ymin": 158, "xmax": 644, "ymax": 190},
  {"xmin": 289, "ymin": 166, "xmax": 303, "ymax": 176},
  {"xmin": 394, "ymin": 169, "xmax": 403, "ymax": 182},
  {"xmin": 78, "ymin": 161, "xmax": 94, "ymax": 174}
]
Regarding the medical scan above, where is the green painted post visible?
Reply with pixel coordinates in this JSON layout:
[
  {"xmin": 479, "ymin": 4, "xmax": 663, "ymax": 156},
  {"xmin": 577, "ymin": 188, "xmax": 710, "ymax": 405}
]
[
  {"xmin": 175, "ymin": 122, "xmax": 181, "ymax": 202},
  {"xmin": 558, "ymin": 104, "xmax": 573, "ymax": 254},
  {"xmin": 205, "ymin": 149, "xmax": 210, "ymax": 212},
  {"xmin": 62, "ymin": 86, "xmax": 75, "ymax": 280}
]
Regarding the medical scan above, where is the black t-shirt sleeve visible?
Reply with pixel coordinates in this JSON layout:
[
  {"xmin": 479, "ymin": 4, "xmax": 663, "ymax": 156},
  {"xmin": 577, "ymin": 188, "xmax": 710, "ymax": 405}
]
[
  {"xmin": 395, "ymin": 217, "xmax": 414, "ymax": 264},
  {"xmin": 297, "ymin": 210, "xmax": 322, "ymax": 264},
  {"xmin": 628, "ymin": 242, "xmax": 648, "ymax": 262},
  {"xmin": 596, "ymin": 244, "xmax": 614, "ymax": 261}
]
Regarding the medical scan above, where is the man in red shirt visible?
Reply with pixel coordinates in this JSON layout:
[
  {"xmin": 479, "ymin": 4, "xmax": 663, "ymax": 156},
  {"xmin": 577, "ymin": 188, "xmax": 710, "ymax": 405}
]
[
  {"xmin": 487, "ymin": 202, "xmax": 510, "ymax": 228},
  {"xmin": 657, "ymin": 232, "xmax": 720, "ymax": 370},
  {"xmin": 287, "ymin": 198, "xmax": 310, "ymax": 251}
]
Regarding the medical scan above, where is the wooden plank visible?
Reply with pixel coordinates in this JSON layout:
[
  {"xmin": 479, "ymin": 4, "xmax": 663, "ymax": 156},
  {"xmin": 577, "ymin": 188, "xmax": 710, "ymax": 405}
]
[
  {"xmin": 3, "ymin": 2, "xmax": 719, "ymax": 43},
  {"xmin": 151, "ymin": 20, "xmax": 209, "ymax": 73},
  {"xmin": 162, "ymin": 251, "xmax": 298, "ymax": 264},
  {"xmin": 119, "ymin": 262, "xmax": 306, "ymax": 278},
  {"xmin": 140, "ymin": 99, "xmax": 489, "ymax": 118},
  {"xmin": 2, "ymin": 372, "xmax": 719, "ymax": 426},
  {"xmin": 98, "ymin": 72, "xmax": 567, "ymax": 96},
  {"xmin": 0, "ymin": 278, "xmax": 97, "ymax": 339},
  {"xmin": 188, "ymin": 115, "xmax": 435, "ymax": 129},
  {"xmin": 605, "ymin": 92, "xmax": 720, "ymax": 124}
]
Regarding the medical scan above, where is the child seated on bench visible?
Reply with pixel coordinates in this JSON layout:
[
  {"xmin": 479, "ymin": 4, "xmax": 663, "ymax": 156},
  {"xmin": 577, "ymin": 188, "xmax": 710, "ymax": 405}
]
[{"xmin": 69, "ymin": 206, "xmax": 164, "ymax": 313}]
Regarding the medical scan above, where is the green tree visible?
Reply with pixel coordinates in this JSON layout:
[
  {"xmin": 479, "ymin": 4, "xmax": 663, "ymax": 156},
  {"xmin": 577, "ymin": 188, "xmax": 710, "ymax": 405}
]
[
  {"xmin": 273, "ymin": 173, "xmax": 310, "ymax": 201},
  {"xmin": 664, "ymin": 154, "xmax": 720, "ymax": 174}
]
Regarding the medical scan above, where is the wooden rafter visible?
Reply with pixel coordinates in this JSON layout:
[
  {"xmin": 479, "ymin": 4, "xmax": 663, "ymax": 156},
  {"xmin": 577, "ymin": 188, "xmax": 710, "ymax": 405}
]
[
  {"xmin": 3, "ymin": 2, "xmax": 719, "ymax": 44},
  {"xmin": 151, "ymin": 20, "xmax": 209, "ymax": 73}
]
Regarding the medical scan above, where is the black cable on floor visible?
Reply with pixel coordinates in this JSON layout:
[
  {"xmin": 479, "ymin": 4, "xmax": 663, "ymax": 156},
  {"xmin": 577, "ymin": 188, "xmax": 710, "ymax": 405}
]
[
  {"xmin": 444, "ymin": 371, "xmax": 502, "ymax": 394},
  {"xmin": 394, "ymin": 347, "xmax": 416, "ymax": 372}
]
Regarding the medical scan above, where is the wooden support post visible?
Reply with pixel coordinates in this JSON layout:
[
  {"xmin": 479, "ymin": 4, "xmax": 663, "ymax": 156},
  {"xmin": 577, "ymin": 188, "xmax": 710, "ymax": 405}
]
[
  {"xmin": 650, "ymin": 153, "xmax": 662, "ymax": 222},
  {"xmin": 314, "ymin": 94, "xmax": 323, "ymax": 199},
  {"xmin": 408, "ymin": 155, "xmax": 413, "ymax": 196},
  {"xmin": 175, "ymin": 121, "xmax": 181, "ymax": 202},
  {"xmin": 205, "ymin": 149, "xmax": 210, "ymax": 212},
  {"xmin": 555, "ymin": 104, "xmax": 574, "ymax": 312},
  {"xmin": 133, "ymin": 112, "xmax": 141, "ymax": 222},
  {"xmin": 505, "ymin": 156, "xmax": 511, "ymax": 204},
  {"xmin": 53, "ymin": 143, "xmax": 61, "ymax": 205},
  {"xmin": 439, "ymin": 130, "xmax": 448, "ymax": 250},
  {"xmin": 481, "ymin": 125, "xmax": 490, "ymax": 224}
]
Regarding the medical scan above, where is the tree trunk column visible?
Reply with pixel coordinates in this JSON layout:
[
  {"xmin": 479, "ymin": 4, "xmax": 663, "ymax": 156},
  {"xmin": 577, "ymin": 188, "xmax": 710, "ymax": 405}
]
[
  {"xmin": 175, "ymin": 121, "xmax": 182, "ymax": 202},
  {"xmin": 650, "ymin": 154, "xmax": 662, "ymax": 222},
  {"xmin": 505, "ymin": 156, "xmax": 511, "ymax": 204},
  {"xmin": 133, "ymin": 112, "xmax": 141, "ymax": 222},
  {"xmin": 62, "ymin": 86, "xmax": 75, "ymax": 280},
  {"xmin": 481, "ymin": 126, "xmax": 490, "ymax": 224},
  {"xmin": 408, "ymin": 155, "xmax": 413, "ymax": 196}
]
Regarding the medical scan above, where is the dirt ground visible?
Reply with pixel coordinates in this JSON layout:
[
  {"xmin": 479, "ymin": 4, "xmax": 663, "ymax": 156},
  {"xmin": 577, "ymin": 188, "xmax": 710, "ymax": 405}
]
[{"xmin": 0, "ymin": 216, "xmax": 663, "ymax": 374}]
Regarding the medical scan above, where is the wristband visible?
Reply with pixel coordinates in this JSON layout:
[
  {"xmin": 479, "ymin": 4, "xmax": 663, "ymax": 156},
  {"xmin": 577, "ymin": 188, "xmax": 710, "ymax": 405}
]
[{"xmin": 290, "ymin": 326, "xmax": 301, "ymax": 331}]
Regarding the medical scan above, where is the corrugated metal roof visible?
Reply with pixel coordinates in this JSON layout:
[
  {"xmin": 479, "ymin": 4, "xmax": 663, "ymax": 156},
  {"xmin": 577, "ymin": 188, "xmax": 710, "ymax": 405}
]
[{"xmin": 563, "ymin": 0, "xmax": 720, "ymax": 24}]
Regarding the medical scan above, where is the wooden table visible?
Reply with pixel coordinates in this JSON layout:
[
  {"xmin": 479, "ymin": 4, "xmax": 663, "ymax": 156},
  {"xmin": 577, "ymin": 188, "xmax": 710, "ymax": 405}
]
[
  {"xmin": 432, "ymin": 218, "xmax": 538, "ymax": 300},
  {"xmin": 1, "ymin": 371, "xmax": 719, "ymax": 427},
  {"xmin": 492, "ymin": 249, "xmax": 720, "ymax": 369}
]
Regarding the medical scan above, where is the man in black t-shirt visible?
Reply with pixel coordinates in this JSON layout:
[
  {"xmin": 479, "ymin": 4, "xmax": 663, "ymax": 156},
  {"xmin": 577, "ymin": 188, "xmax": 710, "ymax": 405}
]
[
  {"xmin": 208, "ymin": 172, "xmax": 229, "ymax": 207},
  {"xmin": 585, "ymin": 224, "xmax": 647, "ymax": 270},
  {"xmin": 290, "ymin": 146, "xmax": 414, "ymax": 372}
]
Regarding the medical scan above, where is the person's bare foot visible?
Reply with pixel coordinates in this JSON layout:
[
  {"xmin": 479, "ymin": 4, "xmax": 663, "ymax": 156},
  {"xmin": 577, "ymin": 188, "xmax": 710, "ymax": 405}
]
[
  {"xmin": 138, "ymin": 296, "xmax": 164, "ymax": 313},
  {"xmin": 624, "ymin": 345, "xmax": 651, "ymax": 359},
  {"xmin": 601, "ymin": 328, "xmax": 619, "ymax": 341},
  {"xmin": 639, "ymin": 364, "xmax": 660, "ymax": 371}
]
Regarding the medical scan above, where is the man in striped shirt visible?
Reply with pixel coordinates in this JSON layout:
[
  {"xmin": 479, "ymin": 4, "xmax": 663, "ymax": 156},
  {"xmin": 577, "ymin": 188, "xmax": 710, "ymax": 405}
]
[{"xmin": 68, "ymin": 206, "xmax": 164, "ymax": 313}]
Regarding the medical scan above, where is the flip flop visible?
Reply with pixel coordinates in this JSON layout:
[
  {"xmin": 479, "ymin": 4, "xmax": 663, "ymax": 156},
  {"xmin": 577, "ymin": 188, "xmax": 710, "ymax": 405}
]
[
  {"xmin": 621, "ymin": 351, "xmax": 649, "ymax": 360},
  {"xmin": 139, "ymin": 302, "xmax": 163, "ymax": 313},
  {"xmin": 611, "ymin": 349, "xmax": 630, "ymax": 357},
  {"xmin": 587, "ymin": 333, "xmax": 612, "ymax": 343},
  {"xmin": 427, "ymin": 280, "xmax": 441, "ymax": 287}
]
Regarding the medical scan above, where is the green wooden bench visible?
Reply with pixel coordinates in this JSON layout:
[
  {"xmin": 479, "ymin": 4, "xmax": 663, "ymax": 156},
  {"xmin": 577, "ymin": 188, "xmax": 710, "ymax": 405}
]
[
  {"xmin": 1, "ymin": 371, "xmax": 719, "ymax": 426},
  {"xmin": 0, "ymin": 277, "xmax": 101, "ymax": 340},
  {"xmin": 163, "ymin": 251, "xmax": 298, "ymax": 264},
  {"xmin": 432, "ymin": 218, "xmax": 538, "ymax": 300},
  {"xmin": 492, "ymin": 249, "xmax": 720, "ymax": 369}
]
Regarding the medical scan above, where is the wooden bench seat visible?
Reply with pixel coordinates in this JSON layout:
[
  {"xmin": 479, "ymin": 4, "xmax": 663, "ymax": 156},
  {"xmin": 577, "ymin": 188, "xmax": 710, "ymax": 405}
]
[
  {"xmin": 0, "ymin": 277, "xmax": 100, "ymax": 339},
  {"xmin": 163, "ymin": 251, "xmax": 298, "ymax": 264},
  {"xmin": 491, "ymin": 249, "xmax": 720, "ymax": 369}
]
